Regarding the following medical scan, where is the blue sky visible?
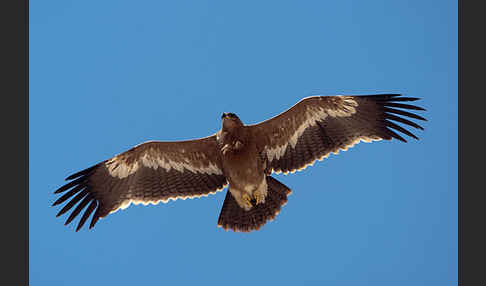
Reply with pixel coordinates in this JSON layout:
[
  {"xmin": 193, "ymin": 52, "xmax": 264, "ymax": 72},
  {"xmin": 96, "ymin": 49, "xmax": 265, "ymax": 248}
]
[{"xmin": 30, "ymin": 1, "xmax": 457, "ymax": 285}]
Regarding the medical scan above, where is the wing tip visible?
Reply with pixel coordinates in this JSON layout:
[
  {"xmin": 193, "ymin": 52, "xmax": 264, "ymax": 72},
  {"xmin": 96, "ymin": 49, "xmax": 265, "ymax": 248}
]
[
  {"xmin": 351, "ymin": 93, "xmax": 427, "ymax": 141},
  {"xmin": 375, "ymin": 94, "xmax": 426, "ymax": 141}
]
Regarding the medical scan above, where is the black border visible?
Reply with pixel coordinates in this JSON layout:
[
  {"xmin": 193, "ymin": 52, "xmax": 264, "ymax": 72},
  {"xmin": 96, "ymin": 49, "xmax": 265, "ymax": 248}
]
[
  {"xmin": 3, "ymin": 0, "xmax": 28, "ymax": 285},
  {"xmin": 461, "ymin": 0, "xmax": 485, "ymax": 284}
]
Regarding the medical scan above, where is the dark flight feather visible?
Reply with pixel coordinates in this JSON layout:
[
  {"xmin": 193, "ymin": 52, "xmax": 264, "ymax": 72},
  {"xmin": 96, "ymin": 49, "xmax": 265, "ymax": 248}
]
[
  {"xmin": 56, "ymin": 189, "xmax": 89, "ymax": 217},
  {"xmin": 65, "ymin": 193, "xmax": 93, "ymax": 226},
  {"xmin": 77, "ymin": 200, "xmax": 97, "ymax": 232}
]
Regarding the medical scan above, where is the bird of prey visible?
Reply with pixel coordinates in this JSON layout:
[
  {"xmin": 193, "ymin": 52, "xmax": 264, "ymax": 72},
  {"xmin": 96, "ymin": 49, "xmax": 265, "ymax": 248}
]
[{"xmin": 52, "ymin": 94, "xmax": 426, "ymax": 232}]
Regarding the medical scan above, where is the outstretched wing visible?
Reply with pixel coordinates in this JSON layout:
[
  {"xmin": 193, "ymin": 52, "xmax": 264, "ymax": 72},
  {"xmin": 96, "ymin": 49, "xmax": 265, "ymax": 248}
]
[
  {"xmin": 249, "ymin": 94, "xmax": 426, "ymax": 174},
  {"xmin": 52, "ymin": 135, "xmax": 227, "ymax": 231}
]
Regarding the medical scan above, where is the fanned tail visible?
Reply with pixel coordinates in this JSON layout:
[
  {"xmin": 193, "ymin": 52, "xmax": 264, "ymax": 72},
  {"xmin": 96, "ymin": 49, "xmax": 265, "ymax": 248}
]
[{"xmin": 217, "ymin": 176, "xmax": 291, "ymax": 232}]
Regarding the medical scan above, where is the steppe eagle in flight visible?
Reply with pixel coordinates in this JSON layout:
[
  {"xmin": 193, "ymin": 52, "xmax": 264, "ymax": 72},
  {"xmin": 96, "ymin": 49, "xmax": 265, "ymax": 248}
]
[{"xmin": 53, "ymin": 94, "xmax": 426, "ymax": 232}]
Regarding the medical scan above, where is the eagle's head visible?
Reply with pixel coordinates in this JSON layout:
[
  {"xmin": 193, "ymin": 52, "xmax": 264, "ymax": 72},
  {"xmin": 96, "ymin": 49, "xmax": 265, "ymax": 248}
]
[{"xmin": 221, "ymin": 112, "xmax": 243, "ymax": 130}]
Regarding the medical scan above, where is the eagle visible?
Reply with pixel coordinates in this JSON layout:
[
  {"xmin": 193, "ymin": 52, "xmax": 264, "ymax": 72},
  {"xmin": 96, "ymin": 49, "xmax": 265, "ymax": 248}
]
[{"xmin": 53, "ymin": 94, "xmax": 426, "ymax": 232}]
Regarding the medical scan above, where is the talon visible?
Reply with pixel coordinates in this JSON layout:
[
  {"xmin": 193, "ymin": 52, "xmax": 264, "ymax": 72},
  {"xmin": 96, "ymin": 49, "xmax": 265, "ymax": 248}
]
[
  {"xmin": 254, "ymin": 192, "xmax": 265, "ymax": 205},
  {"xmin": 242, "ymin": 193, "xmax": 253, "ymax": 208}
]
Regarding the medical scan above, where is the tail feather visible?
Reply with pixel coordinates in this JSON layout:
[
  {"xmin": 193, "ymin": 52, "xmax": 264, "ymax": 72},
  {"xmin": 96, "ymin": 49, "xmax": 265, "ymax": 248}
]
[{"xmin": 217, "ymin": 176, "xmax": 292, "ymax": 232}]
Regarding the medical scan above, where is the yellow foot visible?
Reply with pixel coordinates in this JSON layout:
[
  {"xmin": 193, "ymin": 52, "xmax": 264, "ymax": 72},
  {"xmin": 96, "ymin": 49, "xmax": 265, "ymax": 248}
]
[
  {"xmin": 242, "ymin": 193, "xmax": 253, "ymax": 210},
  {"xmin": 253, "ymin": 191, "xmax": 266, "ymax": 205}
]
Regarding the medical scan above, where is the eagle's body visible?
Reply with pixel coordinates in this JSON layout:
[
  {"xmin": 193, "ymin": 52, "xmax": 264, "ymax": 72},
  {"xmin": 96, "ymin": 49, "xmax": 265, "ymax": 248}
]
[
  {"xmin": 53, "ymin": 94, "xmax": 426, "ymax": 232},
  {"xmin": 218, "ymin": 116, "xmax": 267, "ymax": 211}
]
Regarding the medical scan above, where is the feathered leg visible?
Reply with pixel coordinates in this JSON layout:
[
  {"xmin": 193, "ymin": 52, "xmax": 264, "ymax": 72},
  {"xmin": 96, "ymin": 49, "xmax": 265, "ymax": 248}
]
[{"xmin": 217, "ymin": 176, "xmax": 291, "ymax": 232}]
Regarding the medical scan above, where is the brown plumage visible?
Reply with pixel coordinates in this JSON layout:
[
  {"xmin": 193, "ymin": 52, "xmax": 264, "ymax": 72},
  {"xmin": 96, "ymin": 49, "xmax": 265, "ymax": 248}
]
[{"xmin": 53, "ymin": 94, "xmax": 426, "ymax": 232}]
